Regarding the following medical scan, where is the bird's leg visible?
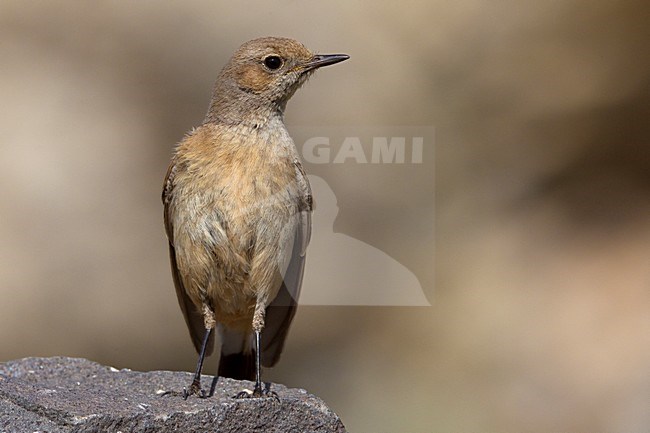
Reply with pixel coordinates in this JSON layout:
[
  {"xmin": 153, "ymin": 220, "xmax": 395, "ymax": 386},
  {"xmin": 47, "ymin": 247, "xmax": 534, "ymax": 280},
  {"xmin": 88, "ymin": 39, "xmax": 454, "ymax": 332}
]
[
  {"xmin": 236, "ymin": 301, "xmax": 278, "ymax": 400},
  {"xmin": 252, "ymin": 329, "xmax": 263, "ymax": 397},
  {"xmin": 183, "ymin": 305, "xmax": 216, "ymax": 399},
  {"xmin": 183, "ymin": 326, "xmax": 212, "ymax": 399}
]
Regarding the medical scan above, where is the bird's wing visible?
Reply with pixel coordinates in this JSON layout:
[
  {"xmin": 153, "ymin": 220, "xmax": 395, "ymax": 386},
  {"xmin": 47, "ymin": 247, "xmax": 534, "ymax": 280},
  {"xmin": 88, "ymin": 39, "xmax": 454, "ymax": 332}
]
[
  {"xmin": 163, "ymin": 160, "xmax": 215, "ymax": 355},
  {"xmin": 261, "ymin": 163, "xmax": 312, "ymax": 367}
]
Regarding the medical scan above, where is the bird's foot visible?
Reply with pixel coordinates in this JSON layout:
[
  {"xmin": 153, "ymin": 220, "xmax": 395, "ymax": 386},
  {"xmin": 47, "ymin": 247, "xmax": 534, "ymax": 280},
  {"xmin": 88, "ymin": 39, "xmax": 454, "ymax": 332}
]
[
  {"xmin": 235, "ymin": 384, "xmax": 279, "ymax": 400},
  {"xmin": 182, "ymin": 378, "xmax": 207, "ymax": 399}
]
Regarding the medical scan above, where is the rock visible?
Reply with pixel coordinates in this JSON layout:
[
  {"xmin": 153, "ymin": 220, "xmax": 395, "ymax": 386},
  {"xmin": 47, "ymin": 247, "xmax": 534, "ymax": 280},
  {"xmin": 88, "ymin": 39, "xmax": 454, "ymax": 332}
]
[{"xmin": 0, "ymin": 357, "xmax": 346, "ymax": 433}]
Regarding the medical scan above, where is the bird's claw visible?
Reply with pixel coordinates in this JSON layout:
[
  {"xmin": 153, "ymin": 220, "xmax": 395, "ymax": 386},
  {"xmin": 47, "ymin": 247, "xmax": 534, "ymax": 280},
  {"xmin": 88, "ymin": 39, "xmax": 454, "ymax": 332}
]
[
  {"xmin": 234, "ymin": 386, "xmax": 279, "ymax": 401},
  {"xmin": 182, "ymin": 380, "xmax": 207, "ymax": 399}
]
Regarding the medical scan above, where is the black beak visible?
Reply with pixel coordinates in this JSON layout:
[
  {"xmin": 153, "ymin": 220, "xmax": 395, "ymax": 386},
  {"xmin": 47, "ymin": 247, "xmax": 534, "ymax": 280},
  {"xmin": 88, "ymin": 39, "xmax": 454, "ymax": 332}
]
[{"xmin": 303, "ymin": 54, "xmax": 350, "ymax": 70}]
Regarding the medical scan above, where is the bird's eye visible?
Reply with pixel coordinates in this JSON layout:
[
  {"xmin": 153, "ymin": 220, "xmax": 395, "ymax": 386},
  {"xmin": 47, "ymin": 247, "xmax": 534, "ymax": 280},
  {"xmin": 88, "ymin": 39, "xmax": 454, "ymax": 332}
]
[{"xmin": 263, "ymin": 55, "xmax": 283, "ymax": 70}]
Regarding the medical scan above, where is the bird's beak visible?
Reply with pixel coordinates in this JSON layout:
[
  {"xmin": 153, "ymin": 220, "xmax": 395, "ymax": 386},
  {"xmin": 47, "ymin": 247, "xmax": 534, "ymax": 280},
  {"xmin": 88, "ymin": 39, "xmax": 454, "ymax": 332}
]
[{"xmin": 303, "ymin": 54, "xmax": 350, "ymax": 71}]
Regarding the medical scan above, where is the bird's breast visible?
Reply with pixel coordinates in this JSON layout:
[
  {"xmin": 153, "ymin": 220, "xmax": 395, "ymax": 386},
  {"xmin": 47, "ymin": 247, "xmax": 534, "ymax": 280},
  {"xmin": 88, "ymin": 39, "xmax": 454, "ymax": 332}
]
[{"xmin": 170, "ymin": 123, "xmax": 304, "ymax": 316}]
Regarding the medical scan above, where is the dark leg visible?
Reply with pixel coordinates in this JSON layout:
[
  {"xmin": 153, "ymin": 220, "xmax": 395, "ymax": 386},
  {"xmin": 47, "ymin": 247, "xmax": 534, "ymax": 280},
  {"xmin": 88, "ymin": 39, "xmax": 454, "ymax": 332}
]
[
  {"xmin": 252, "ymin": 330, "xmax": 263, "ymax": 397},
  {"xmin": 183, "ymin": 327, "xmax": 212, "ymax": 399},
  {"xmin": 233, "ymin": 302, "xmax": 278, "ymax": 400},
  {"xmin": 235, "ymin": 330, "xmax": 278, "ymax": 400}
]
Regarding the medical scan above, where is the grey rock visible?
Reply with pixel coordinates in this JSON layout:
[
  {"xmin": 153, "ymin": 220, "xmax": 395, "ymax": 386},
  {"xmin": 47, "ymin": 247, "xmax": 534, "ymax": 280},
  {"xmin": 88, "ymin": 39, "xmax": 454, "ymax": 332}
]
[{"xmin": 0, "ymin": 357, "xmax": 346, "ymax": 433}]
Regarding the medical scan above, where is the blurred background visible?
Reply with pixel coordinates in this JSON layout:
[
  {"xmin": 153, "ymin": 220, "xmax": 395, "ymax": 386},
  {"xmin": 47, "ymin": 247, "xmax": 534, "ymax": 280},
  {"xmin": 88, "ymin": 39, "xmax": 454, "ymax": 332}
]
[{"xmin": 1, "ymin": 1, "xmax": 649, "ymax": 431}]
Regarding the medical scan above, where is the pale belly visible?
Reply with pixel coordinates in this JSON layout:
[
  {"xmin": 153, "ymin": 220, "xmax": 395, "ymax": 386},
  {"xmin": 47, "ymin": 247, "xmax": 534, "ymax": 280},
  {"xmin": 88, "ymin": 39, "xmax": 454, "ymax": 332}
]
[{"xmin": 172, "ymin": 175, "xmax": 301, "ymax": 330}]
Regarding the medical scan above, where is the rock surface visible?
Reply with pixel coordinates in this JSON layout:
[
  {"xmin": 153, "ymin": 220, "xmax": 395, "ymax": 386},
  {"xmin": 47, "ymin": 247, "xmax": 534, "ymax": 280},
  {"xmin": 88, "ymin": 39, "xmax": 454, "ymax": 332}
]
[{"xmin": 0, "ymin": 357, "xmax": 346, "ymax": 433}]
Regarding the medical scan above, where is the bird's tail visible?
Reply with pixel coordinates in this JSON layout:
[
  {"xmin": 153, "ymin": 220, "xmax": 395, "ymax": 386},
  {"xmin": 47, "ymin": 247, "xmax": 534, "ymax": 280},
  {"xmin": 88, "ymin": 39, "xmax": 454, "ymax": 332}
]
[
  {"xmin": 218, "ymin": 351, "xmax": 255, "ymax": 381},
  {"xmin": 218, "ymin": 328, "xmax": 255, "ymax": 380}
]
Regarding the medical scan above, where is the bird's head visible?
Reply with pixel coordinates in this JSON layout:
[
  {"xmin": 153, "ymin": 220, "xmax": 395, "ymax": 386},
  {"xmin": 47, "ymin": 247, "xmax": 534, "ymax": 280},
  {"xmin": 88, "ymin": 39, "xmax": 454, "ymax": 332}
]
[{"xmin": 207, "ymin": 37, "xmax": 349, "ymax": 126}]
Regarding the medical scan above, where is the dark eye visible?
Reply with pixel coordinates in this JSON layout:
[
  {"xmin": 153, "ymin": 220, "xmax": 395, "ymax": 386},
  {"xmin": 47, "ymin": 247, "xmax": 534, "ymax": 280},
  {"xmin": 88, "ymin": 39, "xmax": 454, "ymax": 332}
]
[{"xmin": 264, "ymin": 55, "xmax": 283, "ymax": 70}]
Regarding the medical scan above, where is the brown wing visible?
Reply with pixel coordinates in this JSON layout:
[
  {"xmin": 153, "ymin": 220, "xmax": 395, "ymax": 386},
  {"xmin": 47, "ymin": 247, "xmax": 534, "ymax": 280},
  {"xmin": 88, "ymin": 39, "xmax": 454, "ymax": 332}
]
[
  {"xmin": 260, "ymin": 164, "xmax": 312, "ymax": 367},
  {"xmin": 163, "ymin": 160, "xmax": 215, "ymax": 355}
]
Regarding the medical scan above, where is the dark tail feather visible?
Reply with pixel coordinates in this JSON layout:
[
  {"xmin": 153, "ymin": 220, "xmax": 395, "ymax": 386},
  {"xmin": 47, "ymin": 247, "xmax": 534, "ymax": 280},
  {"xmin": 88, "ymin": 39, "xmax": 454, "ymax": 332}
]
[{"xmin": 218, "ymin": 352, "xmax": 255, "ymax": 381}]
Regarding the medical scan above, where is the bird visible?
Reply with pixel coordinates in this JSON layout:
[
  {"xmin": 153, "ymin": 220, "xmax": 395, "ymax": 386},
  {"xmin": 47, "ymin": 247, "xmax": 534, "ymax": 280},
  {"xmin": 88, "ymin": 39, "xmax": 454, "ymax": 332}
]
[{"xmin": 162, "ymin": 37, "xmax": 348, "ymax": 398}]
